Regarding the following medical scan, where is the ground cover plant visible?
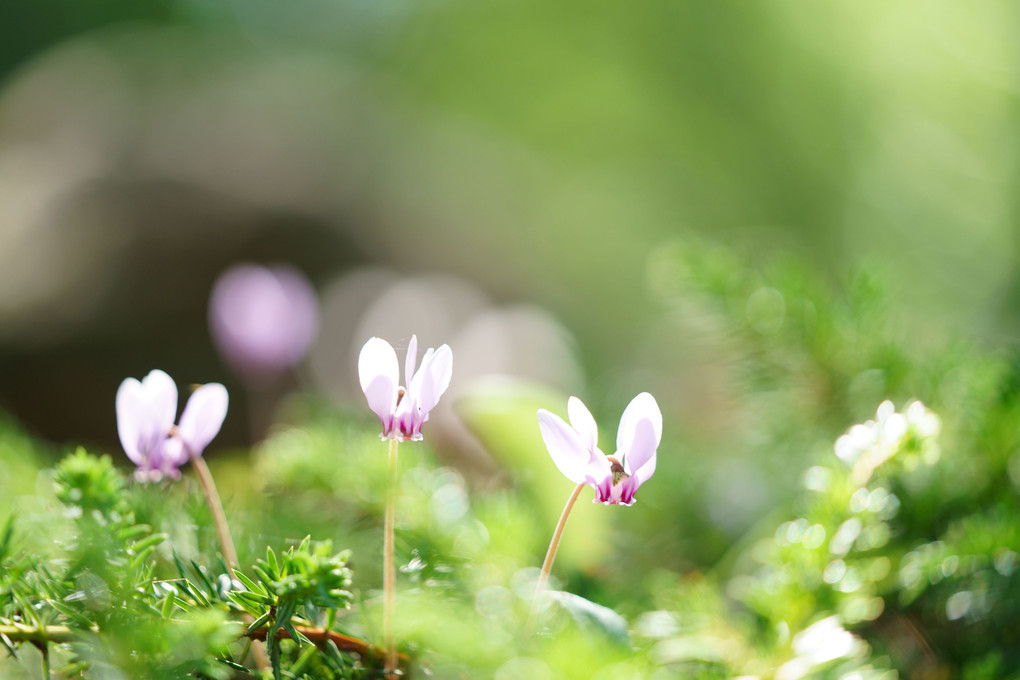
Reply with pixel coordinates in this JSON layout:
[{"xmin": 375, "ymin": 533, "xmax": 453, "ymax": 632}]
[{"xmin": 2, "ymin": 243, "xmax": 1020, "ymax": 679}]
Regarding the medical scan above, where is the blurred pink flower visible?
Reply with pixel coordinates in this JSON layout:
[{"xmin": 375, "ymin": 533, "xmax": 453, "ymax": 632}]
[
  {"xmin": 209, "ymin": 264, "xmax": 319, "ymax": 386},
  {"xmin": 116, "ymin": 369, "xmax": 228, "ymax": 482},
  {"xmin": 358, "ymin": 335, "xmax": 453, "ymax": 441},
  {"xmin": 537, "ymin": 393, "xmax": 661, "ymax": 505}
]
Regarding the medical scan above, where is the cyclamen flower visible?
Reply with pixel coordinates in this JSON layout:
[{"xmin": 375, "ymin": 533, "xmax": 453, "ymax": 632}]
[
  {"xmin": 208, "ymin": 264, "xmax": 319, "ymax": 386},
  {"xmin": 358, "ymin": 335, "xmax": 453, "ymax": 441},
  {"xmin": 116, "ymin": 369, "xmax": 229, "ymax": 481},
  {"xmin": 538, "ymin": 393, "xmax": 662, "ymax": 505}
]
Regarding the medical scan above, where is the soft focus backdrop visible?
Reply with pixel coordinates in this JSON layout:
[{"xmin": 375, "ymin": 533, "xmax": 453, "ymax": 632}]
[{"xmin": 2, "ymin": 2, "xmax": 1020, "ymax": 677}]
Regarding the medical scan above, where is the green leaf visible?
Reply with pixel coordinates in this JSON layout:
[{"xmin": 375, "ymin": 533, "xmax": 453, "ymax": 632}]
[
  {"xmin": 228, "ymin": 591, "xmax": 269, "ymax": 610},
  {"xmin": 282, "ymin": 619, "xmax": 311, "ymax": 646},
  {"xmin": 217, "ymin": 657, "xmax": 252, "ymax": 673},
  {"xmin": 246, "ymin": 610, "xmax": 272, "ymax": 635},
  {"xmin": 323, "ymin": 640, "xmax": 347, "ymax": 671},
  {"xmin": 0, "ymin": 514, "xmax": 15, "ymax": 562},
  {"xmin": 266, "ymin": 546, "xmax": 279, "ymax": 575},
  {"xmin": 128, "ymin": 532, "xmax": 167, "ymax": 555},
  {"xmin": 47, "ymin": 599, "xmax": 94, "ymax": 628},
  {"xmin": 128, "ymin": 546, "xmax": 157, "ymax": 573},
  {"xmin": 253, "ymin": 565, "xmax": 276, "ymax": 588},
  {"xmin": 161, "ymin": 591, "xmax": 176, "ymax": 619},
  {"xmin": 0, "ymin": 631, "xmax": 18, "ymax": 658},
  {"xmin": 172, "ymin": 595, "xmax": 198, "ymax": 613},
  {"xmin": 190, "ymin": 559, "xmax": 216, "ymax": 594},
  {"xmin": 117, "ymin": 524, "xmax": 151, "ymax": 542},
  {"xmin": 547, "ymin": 590, "xmax": 630, "ymax": 647},
  {"xmin": 232, "ymin": 569, "xmax": 265, "ymax": 595}
]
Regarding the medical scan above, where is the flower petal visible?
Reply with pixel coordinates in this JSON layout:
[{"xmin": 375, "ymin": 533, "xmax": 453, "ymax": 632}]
[
  {"xmin": 177, "ymin": 383, "xmax": 229, "ymax": 456},
  {"xmin": 584, "ymin": 452, "xmax": 614, "ymax": 503},
  {"xmin": 115, "ymin": 377, "xmax": 146, "ymax": 464},
  {"xmin": 567, "ymin": 396, "xmax": 598, "ymax": 453},
  {"xmin": 616, "ymin": 392, "xmax": 661, "ymax": 474},
  {"xmin": 142, "ymin": 369, "xmax": 179, "ymax": 444},
  {"xmin": 627, "ymin": 418, "xmax": 659, "ymax": 486},
  {"xmin": 409, "ymin": 344, "xmax": 453, "ymax": 416},
  {"xmin": 616, "ymin": 475, "xmax": 640, "ymax": 506},
  {"xmin": 160, "ymin": 437, "xmax": 188, "ymax": 468},
  {"xmin": 404, "ymin": 335, "xmax": 418, "ymax": 387},
  {"xmin": 358, "ymin": 337, "xmax": 399, "ymax": 428},
  {"xmin": 538, "ymin": 410, "xmax": 591, "ymax": 483}
]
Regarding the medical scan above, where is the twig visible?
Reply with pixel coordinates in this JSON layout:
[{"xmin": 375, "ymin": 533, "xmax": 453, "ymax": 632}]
[
  {"xmin": 246, "ymin": 623, "xmax": 409, "ymax": 667},
  {"xmin": 0, "ymin": 625, "xmax": 78, "ymax": 644},
  {"xmin": 0, "ymin": 623, "xmax": 406, "ymax": 674}
]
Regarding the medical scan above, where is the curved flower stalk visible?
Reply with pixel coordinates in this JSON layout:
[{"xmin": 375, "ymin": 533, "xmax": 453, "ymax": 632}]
[
  {"xmin": 538, "ymin": 392, "xmax": 662, "ymax": 506},
  {"xmin": 530, "ymin": 392, "xmax": 662, "ymax": 623},
  {"xmin": 358, "ymin": 335, "xmax": 453, "ymax": 441},
  {"xmin": 116, "ymin": 369, "xmax": 229, "ymax": 482},
  {"xmin": 358, "ymin": 335, "xmax": 452, "ymax": 679}
]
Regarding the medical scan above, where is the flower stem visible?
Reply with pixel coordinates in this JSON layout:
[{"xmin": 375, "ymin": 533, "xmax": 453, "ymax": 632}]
[
  {"xmin": 187, "ymin": 450, "xmax": 270, "ymax": 673},
  {"xmin": 384, "ymin": 437, "xmax": 399, "ymax": 678},
  {"xmin": 187, "ymin": 450, "xmax": 240, "ymax": 571},
  {"xmin": 530, "ymin": 482, "xmax": 586, "ymax": 622}
]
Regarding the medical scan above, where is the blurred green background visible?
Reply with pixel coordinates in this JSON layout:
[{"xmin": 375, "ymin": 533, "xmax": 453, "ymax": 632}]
[{"xmin": 2, "ymin": 1, "xmax": 1020, "ymax": 677}]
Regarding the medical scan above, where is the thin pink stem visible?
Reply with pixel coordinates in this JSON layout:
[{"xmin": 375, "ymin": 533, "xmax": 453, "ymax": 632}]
[
  {"xmin": 530, "ymin": 482, "xmax": 586, "ymax": 622},
  {"xmin": 187, "ymin": 449, "xmax": 269, "ymax": 673},
  {"xmin": 187, "ymin": 450, "xmax": 239, "ymax": 571},
  {"xmin": 384, "ymin": 436, "xmax": 399, "ymax": 678}
]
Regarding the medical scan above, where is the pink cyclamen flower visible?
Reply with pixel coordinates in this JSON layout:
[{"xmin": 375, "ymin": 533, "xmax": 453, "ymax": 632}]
[
  {"xmin": 537, "ymin": 393, "xmax": 661, "ymax": 505},
  {"xmin": 116, "ymin": 369, "xmax": 229, "ymax": 482},
  {"xmin": 209, "ymin": 264, "xmax": 319, "ymax": 386},
  {"xmin": 358, "ymin": 335, "xmax": 453, "ymax": 441}
]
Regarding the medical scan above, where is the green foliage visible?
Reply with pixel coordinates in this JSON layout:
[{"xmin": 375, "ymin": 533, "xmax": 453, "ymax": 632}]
[
  {"xmin": 634, "ymin": 243, "xmax": 1020, "ymax": 678},
  {"xmin": 53, "ymin": 448, "xmax": 126, "ymax": 519},
  {"xmin": 5, "ymin": 243, "xmax": 1020, "ymax": 678},
  {"xmin": 226, "ymin": 539, "xmax": 354, "ymax": 679},
  {"xmin": 1, "ymin": 448, "xmax": 367, "ymax": 679}
]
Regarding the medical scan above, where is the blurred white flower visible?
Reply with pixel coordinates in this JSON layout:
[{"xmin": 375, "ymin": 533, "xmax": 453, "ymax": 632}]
[
  {"xmin": 775, "ymin": 616, "xmax": 864, "ymax": 680},
  {"xmin": 832, "ymin": 400, "xmax": 941, "ymax": 484}
]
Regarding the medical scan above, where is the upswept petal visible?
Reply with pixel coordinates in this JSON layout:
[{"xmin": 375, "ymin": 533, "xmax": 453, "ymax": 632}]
[
  {"xmin": 404, "ymin": 335, "xmax": 418, "ymax": 387},
  {"xmin": 116, "ymin": 378, "xmax": 146, "ymax": 464},
  {"xmin": 624, "ymin": 418, "xmax": 659, "ymax": 485},
  {"xmin": 537, "ymin": 410, "xmax": 591, "ymax": 483},
  {"xmin": 616, "ymin": 392, "xmax": 661, "ymax": 472},
  {"xmin": 583, "ymin": 451, "xmax": 612, "ymax": 485},
  {"xmin": 410, "ymin": 344, "xmax": 453, "ymax": 416},
  {"xmin": 177, "ymin": 383, "xmax": 229, "ymax": 456},
  {"xmin": 358, "ymin": 337, "xmax": 399, "ymax": 429},
  {"xmin": 567, "ymin": 397, "xmax": 599, "ymax": 453},
  {"xmin": 142, "ymin": 369, "xmax": 178, "ymax": 450},
  {"xmin": 418, "ymin": 347, "xmax": 435, "ymax": 374}
]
